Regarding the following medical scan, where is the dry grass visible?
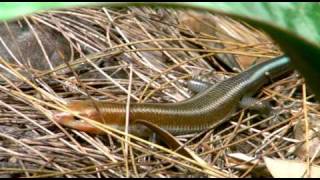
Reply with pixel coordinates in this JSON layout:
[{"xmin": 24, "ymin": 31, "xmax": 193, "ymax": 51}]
[{"xmin": 0, "ymin": 6, "xmax": 317, "ymax": 178}]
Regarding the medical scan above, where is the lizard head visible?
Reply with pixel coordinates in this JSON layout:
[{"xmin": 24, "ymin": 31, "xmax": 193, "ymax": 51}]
[{"xmin": 53, "ymin": 101, "xmax": 104, "ymax": 134}]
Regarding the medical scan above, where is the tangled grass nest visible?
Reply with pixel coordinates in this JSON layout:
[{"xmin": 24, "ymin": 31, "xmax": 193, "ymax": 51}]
[{"xmin": 0, "ymin": 6, "xmax": 319, "ymax": 178}]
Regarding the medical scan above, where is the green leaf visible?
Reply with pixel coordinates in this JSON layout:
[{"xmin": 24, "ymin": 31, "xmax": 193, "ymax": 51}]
[{"xmin": 0, "ymin": 2, "xmax": 96, "ymax": 21}]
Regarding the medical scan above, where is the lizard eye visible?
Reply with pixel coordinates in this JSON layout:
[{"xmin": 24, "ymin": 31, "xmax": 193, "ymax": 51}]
[{"xmin": 74, "ymin": 116, "xmax": 82, "ymax": 121}]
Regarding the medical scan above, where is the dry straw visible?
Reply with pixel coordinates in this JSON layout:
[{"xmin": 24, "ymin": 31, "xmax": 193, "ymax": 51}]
[{"xmin": 0, "ymin": 6, "xmax": 313, "ymax": 178}]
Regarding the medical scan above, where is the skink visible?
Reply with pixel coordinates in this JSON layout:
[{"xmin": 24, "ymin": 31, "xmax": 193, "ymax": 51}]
[{"xmin": 53, "ymin": 55, "xmax": 292, "ymax": 137}]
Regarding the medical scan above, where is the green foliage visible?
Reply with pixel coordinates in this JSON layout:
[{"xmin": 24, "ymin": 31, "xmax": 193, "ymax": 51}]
[{"xmin": 0, "ymin": 2, "xmax": 95, "ymax": 21}]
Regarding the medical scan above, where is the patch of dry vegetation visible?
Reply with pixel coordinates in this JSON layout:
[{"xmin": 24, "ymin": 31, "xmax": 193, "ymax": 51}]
[{"xmin": 0, "ymin": 6, "xmax": 317, "ymax": 178}]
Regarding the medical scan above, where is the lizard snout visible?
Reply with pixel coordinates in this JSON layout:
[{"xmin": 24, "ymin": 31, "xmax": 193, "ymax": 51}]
[{"xmin": 53, "ymin": 112, "xmax": 77, "ymax": 126}]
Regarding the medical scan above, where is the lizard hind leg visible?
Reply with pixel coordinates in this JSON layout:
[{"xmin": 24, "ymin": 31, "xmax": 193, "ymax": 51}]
[
  {"xmin": 134, "ymin": 119, "xmax": 192, "ymax": 158},
  {"xmin": 240, "ymin": 96, "xmax": 273, "ymax": 117},
  {"xmin": 240, "ymin": 96, "xmax": 283, "ymax": 129},
  {"xmin": 187, "ymin": 79, "xmax": 212, "ymax": 93}
]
